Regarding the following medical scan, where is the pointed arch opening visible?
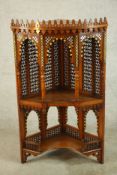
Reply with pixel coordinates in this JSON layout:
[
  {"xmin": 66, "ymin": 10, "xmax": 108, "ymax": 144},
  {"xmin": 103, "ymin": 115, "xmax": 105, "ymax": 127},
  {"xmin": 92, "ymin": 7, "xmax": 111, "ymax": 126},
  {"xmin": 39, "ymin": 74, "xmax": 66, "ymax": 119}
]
[
  {"xmin": 85, "ymin": 110, "xmax": 98, "ymax": 135},
  {"xmin": 20, "ymin": 38, "xmax": 40, "ymax": 97},
  {"xmin": 67, "ymin": 107, "xmax": 77, "ymax": 128},
  {"xmin": 27, "ymin": 110, "xmax": 39, "ymax": 136},
  {"xmin": 47, "ymin": 107, "xmax": 59, "ymax": 128},
  {"xmin": 82, "ymin": 37, "xmax": 101, "ymax": 97}
]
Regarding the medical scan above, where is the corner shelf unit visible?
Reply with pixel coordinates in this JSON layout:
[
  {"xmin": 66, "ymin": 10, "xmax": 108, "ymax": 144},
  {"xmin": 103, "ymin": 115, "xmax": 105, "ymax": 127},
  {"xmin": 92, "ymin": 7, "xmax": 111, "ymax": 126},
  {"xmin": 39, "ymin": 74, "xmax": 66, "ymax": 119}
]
[{"xmin": 11, "ymin": 18, "xmax": 108, "ymax": 163}]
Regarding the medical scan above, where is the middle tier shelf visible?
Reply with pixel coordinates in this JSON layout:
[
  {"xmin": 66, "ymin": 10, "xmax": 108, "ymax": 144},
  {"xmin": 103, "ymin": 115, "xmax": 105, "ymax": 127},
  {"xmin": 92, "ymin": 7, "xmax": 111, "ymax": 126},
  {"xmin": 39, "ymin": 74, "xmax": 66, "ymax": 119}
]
[{"xmin": 20, "ymin": 90, "xmax": 103, "ymax": 108}]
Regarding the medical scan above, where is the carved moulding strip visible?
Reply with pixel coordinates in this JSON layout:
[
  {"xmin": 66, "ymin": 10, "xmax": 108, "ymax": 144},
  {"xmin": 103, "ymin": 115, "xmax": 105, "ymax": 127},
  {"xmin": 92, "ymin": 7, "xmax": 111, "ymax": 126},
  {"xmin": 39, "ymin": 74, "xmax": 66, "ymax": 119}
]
[{"xmin": 20, "ymin": 103, "xmax": 43, "ymax": 111}]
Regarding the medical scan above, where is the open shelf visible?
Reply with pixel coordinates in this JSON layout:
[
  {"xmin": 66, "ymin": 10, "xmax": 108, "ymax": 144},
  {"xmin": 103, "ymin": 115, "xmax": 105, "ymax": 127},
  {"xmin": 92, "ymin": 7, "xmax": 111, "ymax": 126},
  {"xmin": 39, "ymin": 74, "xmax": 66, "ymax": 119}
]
[
  {"xmin": 24, "ymin": 125, "xmax": 101, "ymax": 156},
  {"xmin": 20, "ymin": 90, "xmax": 103, "ymax": 108}
]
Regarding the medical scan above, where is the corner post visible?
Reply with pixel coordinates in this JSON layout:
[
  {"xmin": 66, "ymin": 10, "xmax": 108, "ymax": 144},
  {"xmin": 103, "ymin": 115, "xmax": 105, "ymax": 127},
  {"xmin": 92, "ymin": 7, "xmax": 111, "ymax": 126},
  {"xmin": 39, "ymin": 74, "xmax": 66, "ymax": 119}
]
[{"xmin": 58, "ymin": 107, "xmax": 67, "ymax": 132}]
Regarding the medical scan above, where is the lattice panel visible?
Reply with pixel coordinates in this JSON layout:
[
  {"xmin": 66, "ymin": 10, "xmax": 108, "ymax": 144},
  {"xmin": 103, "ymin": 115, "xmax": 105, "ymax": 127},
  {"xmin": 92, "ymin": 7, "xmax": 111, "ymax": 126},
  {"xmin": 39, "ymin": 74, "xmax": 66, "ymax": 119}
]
[
  {"xmin": 45, "ymin": 47, "xmax": 53, "ymax": 90},
  {"xmin": 94, "ymin": 40, "xmax": 101, "ymax": 95},
  {"xmin": 70, "ymin": 64, "xmax": 75, "ymax": 89},
  {"xmin": 63, "ymin": 43, "xmax": 75, "ymax": 89},
  {"xmin": 45, "ymin": 36, "xmax": 53, "ymax": 47},
  {"xmin": 83, "ymin": 38, "xmax": 93, "ymax": 93},
  {"xmin": 26, "ymin": 134, "xmax": 41, "ymax": 143},
  {"xmin": 20, "ymin": 41, "xmax": 28, "ymax": 96},
  {"xmin": 45, "ymin": 39, "xmax": 75, "ymax": 91},
  {"xmin": 45, "ymin": 41, "xmax": 60, "ymax": 90},
  {"xmin": 65, "ymin": 126, "xmax": 80, "ymax": 139},
  {"xmin": 46, "ymin": 126, "xmax": 61, "ymax": 138},
  {"xmin": 25, "ymin": 134, "xmax": 41, "ymax": 151},
  {"xmin": 64, "ymin": 43, "xmax": 70, "ymax": 87},
  {"xmin": 66, "ymin": 36, "xmax": 74, "ymax": 46},
  {"xmin": 84, "ymin": 134, "xmax": 100, "ymax": 151},
  {"xmin": 82, "ymin": 37, "xmax": 101, "ymax": 95},
  {"xmin": 20, "ymin": 39, "xmax": 40, "ymax": 97},
  {"xmin": 53, "ymin": 41, "xmax": 60, "ymax": 86},
  {"xmin": 28, "ymin": 40, "xmax": 40, "ymax": 94}
]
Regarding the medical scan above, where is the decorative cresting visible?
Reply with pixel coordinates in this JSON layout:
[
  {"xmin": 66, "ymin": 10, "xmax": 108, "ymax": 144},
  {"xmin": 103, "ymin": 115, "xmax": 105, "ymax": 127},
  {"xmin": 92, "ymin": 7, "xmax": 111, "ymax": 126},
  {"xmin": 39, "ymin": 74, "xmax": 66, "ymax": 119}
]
[
  {"xmin": 11, "ymin": 18, "xmax": 108, "ymax": 164},
  {"xmin": 11, "ymin": 18, "xmax": 108, "ymax": 34}
]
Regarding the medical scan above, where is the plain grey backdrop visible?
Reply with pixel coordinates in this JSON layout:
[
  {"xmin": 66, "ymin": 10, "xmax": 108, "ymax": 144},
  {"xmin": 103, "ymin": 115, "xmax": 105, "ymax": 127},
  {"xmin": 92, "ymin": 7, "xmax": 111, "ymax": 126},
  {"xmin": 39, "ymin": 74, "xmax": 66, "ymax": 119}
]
[{"xmin": 0, "ymin": 0, "xmax": 117, "ymax": 175}]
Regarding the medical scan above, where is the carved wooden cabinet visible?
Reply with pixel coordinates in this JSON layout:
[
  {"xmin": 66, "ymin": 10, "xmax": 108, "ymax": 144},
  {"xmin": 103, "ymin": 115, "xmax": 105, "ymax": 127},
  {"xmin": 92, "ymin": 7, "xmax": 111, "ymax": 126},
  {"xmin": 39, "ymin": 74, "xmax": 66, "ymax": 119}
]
[{"xmin": 11, "ymin": 18, "xmax": 108, "ymax": 163}]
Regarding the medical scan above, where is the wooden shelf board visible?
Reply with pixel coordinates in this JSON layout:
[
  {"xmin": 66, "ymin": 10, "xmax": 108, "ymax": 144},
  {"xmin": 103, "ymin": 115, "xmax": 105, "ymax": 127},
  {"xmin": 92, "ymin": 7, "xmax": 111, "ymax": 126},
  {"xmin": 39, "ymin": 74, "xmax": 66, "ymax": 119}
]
[
  {"xmin": 24, "ymin": 133, "xmax": 101, "ymax": 156},
  {"xmin": 20, "ymin": 90, "xmax": 103, "ymax": 107},
  {"xmin": 40, "ymin": 134, "xmax": 84, "ymax": 152}
]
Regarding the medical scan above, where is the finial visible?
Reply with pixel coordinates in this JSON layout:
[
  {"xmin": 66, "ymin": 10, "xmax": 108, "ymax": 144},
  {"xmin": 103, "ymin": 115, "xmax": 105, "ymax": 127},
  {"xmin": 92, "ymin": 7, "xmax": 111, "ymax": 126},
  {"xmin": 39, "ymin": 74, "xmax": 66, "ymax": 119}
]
[
  {"xmin": 104, "ymin": 17, "xmax": 107, "ymax": 24},
  {"xmin": 31, "ymin": 20, "xmax": 35, "ymax": 27},
  {"xmin": 89, "ymin": 18, "xmax": 93, "ymax": 25},
  {"xmin": 60, "ymin": 20, "xmax": 63, "ymax": 25},
  {"xmin": 54, "ymin": 20, "xmax": 57, "ymax": 26},
  {"xmin": 99, "ymin": 18, "xmax": 103, "ymax": 24},
  {"xmin": 16, "ymin": 19, "xmax": 20, "ymax": 26},
  {"xmin": 78, "ymin": 19, "xmax": 82, "ymax": 26},
  {"xmin": 72, "ymin": 19, "xmax": 75, "ymax": 25},
  {"xmin": 48, "ymin": 20, "xmax": 51, "ymax": 26}
]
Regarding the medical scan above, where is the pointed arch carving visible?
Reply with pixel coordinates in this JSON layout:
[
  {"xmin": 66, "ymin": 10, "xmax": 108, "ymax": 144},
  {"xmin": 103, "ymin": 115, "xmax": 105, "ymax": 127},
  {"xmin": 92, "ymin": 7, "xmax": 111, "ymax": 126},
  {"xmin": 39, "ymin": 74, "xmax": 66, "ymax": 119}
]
[
  {"xmin": 84, "ymin": 109, "xmax": 99, "ymax": 135},
  {"xmin": 19, "ymin": 38, "xmax": 40, "ymax": 97}
]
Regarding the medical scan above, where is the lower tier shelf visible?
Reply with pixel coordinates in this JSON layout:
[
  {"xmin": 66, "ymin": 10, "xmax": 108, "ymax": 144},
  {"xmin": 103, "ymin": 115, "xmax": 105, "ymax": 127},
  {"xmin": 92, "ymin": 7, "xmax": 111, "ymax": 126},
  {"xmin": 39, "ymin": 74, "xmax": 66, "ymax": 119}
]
[{"xmin": 24, "ymin": 125, "xmax": 101, "ymax": 157}]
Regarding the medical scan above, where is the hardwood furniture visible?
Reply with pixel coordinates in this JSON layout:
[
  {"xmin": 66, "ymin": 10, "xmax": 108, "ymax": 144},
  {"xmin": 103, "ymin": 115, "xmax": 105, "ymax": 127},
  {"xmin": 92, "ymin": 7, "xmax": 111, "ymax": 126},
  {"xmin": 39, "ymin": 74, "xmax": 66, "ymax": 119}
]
[{"xmin": 11, "ymin": 18, "xmax": 108, "ymax": 163}]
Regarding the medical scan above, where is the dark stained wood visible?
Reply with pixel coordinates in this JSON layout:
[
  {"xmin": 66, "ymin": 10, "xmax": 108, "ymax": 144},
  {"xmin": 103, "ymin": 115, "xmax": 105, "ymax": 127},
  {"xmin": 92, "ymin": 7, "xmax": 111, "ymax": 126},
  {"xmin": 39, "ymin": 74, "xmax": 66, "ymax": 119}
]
[{"xmin": 11, "ymin": 18, "xmax": 108, "ymax": 163}]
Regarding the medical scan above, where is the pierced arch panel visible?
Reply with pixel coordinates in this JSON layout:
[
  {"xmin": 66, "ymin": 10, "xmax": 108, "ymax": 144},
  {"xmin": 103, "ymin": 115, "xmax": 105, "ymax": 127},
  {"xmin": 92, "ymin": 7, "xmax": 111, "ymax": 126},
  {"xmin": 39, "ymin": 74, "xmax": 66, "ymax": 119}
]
[
  {"xmin": 20, "ymin": 41, "xmax": 27, "ymax": 96},
  {"xmin": 85, "ymin": 110, "xmax": 98, "ymax": 136},
  {"xmin": 63, "ymin": 43, "xmax": 75, "ymax": 89},
  {"xmin": 94, "ymin": 40, "xmax": 101, "ymax": 95},
  {"xmin": 82, "ymin": 37, "xmax": 101, "ymax": 96},
  {"xmin": 27, "ymin": 110, "xmax": 40, "ymax": 136},
  {"xmin": 45, "ymin": 38, "xmax": 75, "ymax": 91},
  {"xmin": 83, "ymin": 37, "xmax": 93, "ymax": 93},
  {"xmin": 20, "ymin": 39, "xmax": 40, "ymax": 97},
  {"xmin": 28, "ymin": 40, "xmax": 40, "ymax": 94}
]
